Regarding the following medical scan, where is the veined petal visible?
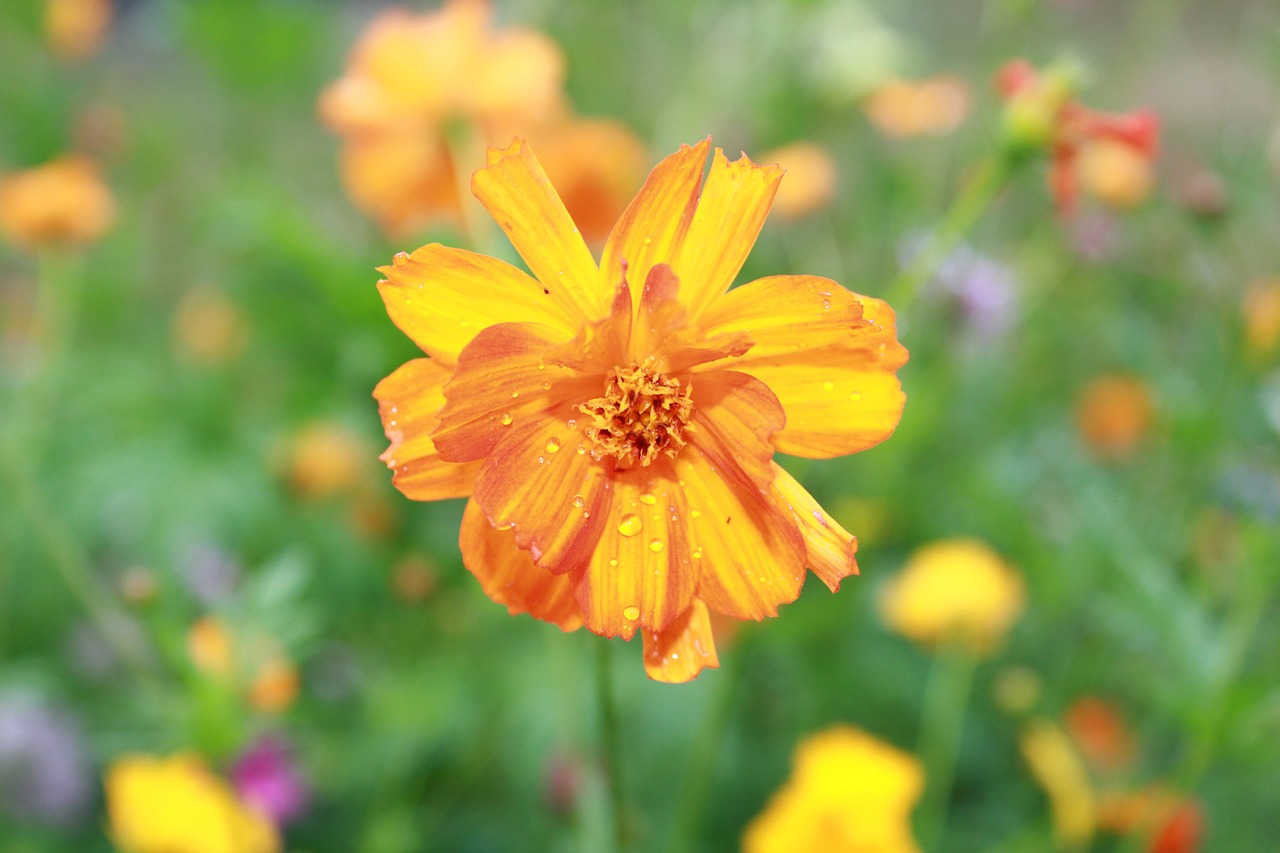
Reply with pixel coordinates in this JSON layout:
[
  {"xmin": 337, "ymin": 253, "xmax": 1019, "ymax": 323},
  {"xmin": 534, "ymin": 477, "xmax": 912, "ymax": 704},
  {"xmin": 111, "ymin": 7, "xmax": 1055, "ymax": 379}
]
[
  {"xmin": 572, "ymin": 461, "xmax": 698, "ymax": 640},
  {"xmin": 377, "ymin": 244, "xmax": 577, "ymax": 364},
  {"xmin": 674, "ymin": 446, "xmax": 806, "ymax": 621},
  {"xmin": 696, "ymin": 275, "xmax": 866, "ymax": 357},
  {"xmin": 432, "ymin": 321, "xmax": 591, "ymax": 462},
  {"xmin": 471, "ymin": 138, "xmax": 605, "ymax": 324},
  {"xmin": 459, "ymin": 499, "xmax": 584, "ymax": 631},
  {"xmin": 374, "ymin": 358, "xmax": 480, "ymax": 500},
  {"xmin": 721, "ymin": 295, "xmax": 908, "ymax": 459},
  {"xmin": 472, "ymin": 407, "xmax": 611, "ymax": 573},
  {"xmin": 643, "ymin": 598, "xmax": 719, "ymax": 683},
  {"xmin": 687, "ymin": 369, "xmax": 784, "ymax": 495},
  {"xmin": 600, "ymin": 139, "xmax": 709, "ymax": 306},
  {"xmin": 771, "ymin": 463, "xmax": 859, "ymax": 592},
  {"xmin": 675, "ymin": 149, "xmax": 784, "ymax": 319}
]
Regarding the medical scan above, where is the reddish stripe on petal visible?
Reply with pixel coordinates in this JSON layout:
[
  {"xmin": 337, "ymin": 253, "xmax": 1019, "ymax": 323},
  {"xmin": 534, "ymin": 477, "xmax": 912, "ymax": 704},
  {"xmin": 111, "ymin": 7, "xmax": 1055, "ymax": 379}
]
[
  {"xmin": 687, "ymin": 369, "xmax": 784, "ymax": 495},
  {"xmin": 459, "ymin": 499, "xmax": 584, "ymax": 631},
  {"xmin": 771, "ymin": 463, "xmax": 859, "ymax": 592},
  {"xmin": 643, "ymin": 598, "xmax": 719, "ymax": 683}
]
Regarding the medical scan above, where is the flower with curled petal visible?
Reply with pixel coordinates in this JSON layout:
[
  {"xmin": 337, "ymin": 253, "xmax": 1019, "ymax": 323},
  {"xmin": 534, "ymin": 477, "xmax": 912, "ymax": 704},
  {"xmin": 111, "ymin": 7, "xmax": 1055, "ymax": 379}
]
[{"xmin": 374, "ymin": 137, "xmax": 908, "ymax": 682}]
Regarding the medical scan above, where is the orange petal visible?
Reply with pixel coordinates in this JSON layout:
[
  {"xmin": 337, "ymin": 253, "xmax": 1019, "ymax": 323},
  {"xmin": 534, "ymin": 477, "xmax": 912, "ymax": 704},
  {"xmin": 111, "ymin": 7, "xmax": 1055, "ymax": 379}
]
[
  {"xmin": 378, "ymin": 244, "xmax": 578, "ymax": 364},
  {"xmin": 599, "ymin": 139, "xmax": 709, "ymax": 306},
  {"xmin": 374, "ymin": 358, "xmax": 481, "ymax": 500},
  {"xmin": 471, "ymin": 138, "xmax": 606, "ymax": 325},
  {"xmin": 459, "ymin": 499, "xmax": 584, "ymax": 631},
  {"xmin": 715, "ymin": 292, "xmax": 908, "ymax": 459},
  {"xmin": 687, "ymin": 369, "xmax": 784, "ymax": 495},
  {"xmin": 643, "ymin": 598, "xmax": 720, "ymax": 683},
  {"xmin": 572, "ymin": 460, "xmax": 698, "ymax": 640},
  {"xmin": 675, "ymin": 149, "xmax": 784, "ymax": 319},
  {"xmin": 771, "ymin": 463, "xmax": 859, "ymax": 592},
  {"xmin": 674, "ymin": 446, "xmax": 806, "ymax": 621},
  {"xmin": 696, "ymin": 274, "xmax": 866, "ymax": 357},
  {"xmin": 471, "ymin": 407, "xmax": 612, "ymax": 573},
  {"xmin": 432, "ymin": 321, "xmax": 591, "ymax": 463}
]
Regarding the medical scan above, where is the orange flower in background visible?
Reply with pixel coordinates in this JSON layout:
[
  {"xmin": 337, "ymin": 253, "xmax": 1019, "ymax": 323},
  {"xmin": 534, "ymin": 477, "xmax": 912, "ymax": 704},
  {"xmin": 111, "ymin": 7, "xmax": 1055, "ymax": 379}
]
[
  {"xmin": 1242, "ymin": 279, "xmax": 1280, "ymax": 362},
  {"xmin": 1075, "ymin": 374, "xmax": 1154, "ymax": 461},
  {"xmin": 1064, "ymin": 695, "xmax": 1137, "ymax": 774},
  {"xmin": 374, "ymin": 138, "xmax": 908, "ymax": 682},
  {"xmin": 879, "ymin": 538, "xmax": 1024, "ymax": 656},
  {"xmin": 1099, "ymin": 789, "xmax": 1205, "ymax": 853},
  {"xmin": 106, "ymin": 754, "xmax": 279, "ymax": 853},
  {"xmin": 186, "ymin": 617, "xmax": 301, "ymax": 715},
  {"xmin": 996, "ymin": 58, "xmax": 1159, "ymax": 214},
  {"xmin": 760, "ymin": 142, "xmax": 838, "ymax": 221},
  {"xmin": 0, "ymin": 155, "xmax": 116, "ymax": 250},
  {"xmin": 742, "ymin": 726, "xmax": 924, "ymax": 853},
  {"xmin": 1020, "ymin": 719, "xmax": 1098, "ymax": 847},
  {"xmin": 1078, "ymin": 137, "xmax": 1156, "ymax": 208},
  {"xmin": 864, "ymin": 76, "xmax": 971, "ymax": 139},
  {"xmin": 45, "ymin": 0, "xmax": 112, "ymax": 61}
]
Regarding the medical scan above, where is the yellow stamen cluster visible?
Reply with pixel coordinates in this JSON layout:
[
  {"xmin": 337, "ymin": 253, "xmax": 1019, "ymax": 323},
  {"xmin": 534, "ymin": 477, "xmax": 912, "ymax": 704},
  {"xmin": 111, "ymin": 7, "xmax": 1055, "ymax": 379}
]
[{"xmin": 578, "ymin": 362, "xmax": 693, "ymax": 467}]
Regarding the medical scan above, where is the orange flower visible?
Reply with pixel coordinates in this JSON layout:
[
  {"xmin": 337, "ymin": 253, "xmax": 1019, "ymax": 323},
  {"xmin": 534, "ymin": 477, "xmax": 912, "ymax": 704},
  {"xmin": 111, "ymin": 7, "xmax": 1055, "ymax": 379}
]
[
  {"xmin": 760, "ymin": 142, "xmax": 838, "ymax": 221},
  {"xmin": 1075, "ymin": 374, "xmax": 1154, "ymax": 461},
  {"xmin": 319, "ymin": 1, "xmax": 565, "ymax": 235},
  {"xmin": 1064, "ymin": 695, "xmax": 1136, "ymax": 774},
  {"xmin": 996, "ymin": 59, "xmax": 1159, "ymax": 214},
  {"xmin": 374, "ymin": 138, "xmax": 908, "ymax": 682},
  {"xmin": 864, "ymin": 76, "xmax": 971, "ymax": 139},
  {"xmin": 742, "ymin": 725, "xmax": 924, "ymax": 853},
  {"xmin": 0, "ymin": 155, "xmax": 116, "ymax": 250},
  {"xmin": 1242, "ymin": 279, "xmax": 1280, "ymax": 362},
  {"xmin": 45, "ymin": 0, "xmax": 112, "ymax": 61},
  {"xmin": 1078, "ymin": 137, "xmax": 1156, "ymax": 208}
]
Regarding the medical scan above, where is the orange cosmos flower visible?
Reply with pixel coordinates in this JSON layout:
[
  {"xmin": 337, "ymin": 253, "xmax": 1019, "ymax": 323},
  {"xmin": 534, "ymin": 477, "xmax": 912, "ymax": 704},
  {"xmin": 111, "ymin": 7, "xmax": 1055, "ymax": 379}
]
[
  {"xmin": 374, "ymin": 138, "xmax": 908, "ymax": 682},
  {"xmin": 0, "ymin": 155, "xmax": 116, "ymax": 250},
  {"xmin": 996, "ymin": 59, "xmax": 1159, "ymax": 215},
  {"xmin": 45, "ymin": 0, "xmax": 112, "ymax": 61},
  {"xmin": 760, "ymin": 142, "xmax": 838, "ymax": 221},
  {"xmin": 1075, "ymin": 374, "xmax": 1154, "ymax": 462},
  {"xmin": 863, "ymin": 76, "xmax": 971, "ymax": 139}
]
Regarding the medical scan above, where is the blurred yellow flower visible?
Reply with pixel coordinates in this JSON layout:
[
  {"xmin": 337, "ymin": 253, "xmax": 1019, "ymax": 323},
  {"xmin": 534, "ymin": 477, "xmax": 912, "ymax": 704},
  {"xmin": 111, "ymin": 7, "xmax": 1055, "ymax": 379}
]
[
  {"xmin": 879, "ymin": 539, "xmax": 1024, "ymax": 655},
  {"xmin": 1078, "ymin": 137, "xmax": 1156, "ymax": 208},
  {"xmin": 187, "ymin": 616, "xmax": 234, "ymax": 677},
  {"xmin": 106, "ymin": 754, "xmax": 278, "ymax": 853},
  {"xmin": 863, "ymin": 76, "xmax": 970, "ymax": 139},
  {"xmin": 172, "ymin": 286, "xmax": 249, "ymax": 367},
  {"xmin": 0, "ymin": 155, "xmax": 116, "ymax": 250},
  {"xmin": 742, "ymin": 725, "xmax": 924, "ymax": 853},
  {"xmin": 1075, "ymin": 375, "xmax": 1154, "ymax": 462},
  {"xmin": 284, "ymin": 421, "xmax": 370, "ymax": 500},
  {"xmin": 761, "ymin": 142, "xmax": 838, "ymax": 220},
  {"xmin": 1020, "ymin": 719, "xmax": 1097, "ymax": 847},
  {"xmin": 45, "ymin": 0, "xmax": 112, "ymax": 61},
  {"xmin": 1243, "ymin": 280, "xmax": 1280, "ymax": 362}
]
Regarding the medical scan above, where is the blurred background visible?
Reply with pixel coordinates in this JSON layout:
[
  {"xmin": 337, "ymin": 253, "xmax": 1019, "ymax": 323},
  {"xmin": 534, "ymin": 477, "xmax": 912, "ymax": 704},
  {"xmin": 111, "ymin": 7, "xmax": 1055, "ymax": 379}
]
[{"xmin": 1, "ymin": 0, "xmax": 1278, "ymax": 851}]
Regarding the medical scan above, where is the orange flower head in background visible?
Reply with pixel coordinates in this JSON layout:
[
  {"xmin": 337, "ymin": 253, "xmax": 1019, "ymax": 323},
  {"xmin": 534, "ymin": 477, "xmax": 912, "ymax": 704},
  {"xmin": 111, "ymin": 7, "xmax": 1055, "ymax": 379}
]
[
  {"xmin": 1075, "ymin": 374, "xmax": 1154, "ymax": 462},
  {"xmin": 1242, "ymin": 279, "xmax": 1280, "ymax": 362},
  {"xmin": 45, "ymin": 0, "xmax": 112, "ymax": 61},
  {"xmin": 879, "ymin": 538, "xmax": 1025, "ymax": 656},
  {"xmin": 759, "ymin": 142, "xmax": 838, "ymax": 221},
  {"xmin": 0, "ymin": 155, "xmax": 116, "ymax": 250},
  {"xmin": 863, "ymin": 75, "xmax": 971, "ymax": 139},
  {"xmin": 1064, "ymin": 695, "xmax": 1137, "ymax": 775},
  {"xmin": 106, "ymin": 754, "xmax": 279, "ymax": 853},
  {"xmin": 374, "ymin": 137, "xmax": 908, "ymax": 682},
  {"xmin": 742, "ymin": 725, "xmax": 924, "ymax": 853},
  {"xmin": 996, "ymin": 59, "xmax": 1159, "ymax": 215}
]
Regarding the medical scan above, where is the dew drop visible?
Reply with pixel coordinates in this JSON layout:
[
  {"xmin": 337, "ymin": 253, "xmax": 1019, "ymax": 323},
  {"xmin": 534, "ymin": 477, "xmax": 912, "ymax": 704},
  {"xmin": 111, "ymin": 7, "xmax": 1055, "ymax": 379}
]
[
  {"xmin": 617, "ymin": 513, "xmax": 643, "ymax": 537},
  {"xmin": 638, "ymin": 492, "xmax": 657, "ymax": 505},
  {"xmin": 572, "ymin": 495, "xmax": 585, "ymax": 508},
  {"xmin": 822, "ymin": 380, "xmax": 835, "ymax": 392},
  {"xmin": 500, "ymin": 412, "xmax": 513, "ymax": 426},
  {"xmin": 690, "ymin": 509, "xmax": 702, "ymax": 519},
  {"xmin": 609, "ymin": 558, "xmax": 618, "ymax": 567},
  {"xmin": 649, "ymin": 538, "xmax": 664, "ymax": 552},
  {"xmin": 545, "ymin": 437, "xmax": 561, "ymax": 453},
  {"xmin": 583, "ymin": 511, "xmax": 590, "ymax": 519},
  {"xmin": 511, "ymin": 390, "xmax": 520, "ymax": 398},
  {"xmin": 849, "ymin": 392, "xmax": 862, "ymax": 401},
  {"xmin": 821, "ymin": 299, "xmax": 831, "ymax": 310},
  {"xmin": 623, "ymin": 606, "xmax": 640, "ymax": 620},
  {"xmin": 542, "ymin": 382, "xmax": 551, "ymax": 390},
  {"xmin": 691, "ymin": 547, "xmax": 703, "ymax": 559}
]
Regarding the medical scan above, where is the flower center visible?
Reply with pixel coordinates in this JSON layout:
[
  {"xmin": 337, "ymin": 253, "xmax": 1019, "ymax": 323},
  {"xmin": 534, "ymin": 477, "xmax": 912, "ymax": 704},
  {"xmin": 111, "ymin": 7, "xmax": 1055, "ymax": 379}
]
[{"xmin": 578, "ymin": 362, "xmax": 693, "ymax": 468}]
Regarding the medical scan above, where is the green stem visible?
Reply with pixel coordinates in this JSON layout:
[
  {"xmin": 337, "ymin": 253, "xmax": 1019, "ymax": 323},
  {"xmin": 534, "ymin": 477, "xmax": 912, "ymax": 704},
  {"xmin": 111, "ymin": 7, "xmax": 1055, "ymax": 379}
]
[
  {"xmin": 595, "ymin": 639, "xmax": 630, "ymax": 853},
  {"xmin": 916, "ymin": 640, "xmax": 979, "ymax": 852},
  {"xmin": 885, "ymin": 155, "xmax": 1012, "ymax": 312}
]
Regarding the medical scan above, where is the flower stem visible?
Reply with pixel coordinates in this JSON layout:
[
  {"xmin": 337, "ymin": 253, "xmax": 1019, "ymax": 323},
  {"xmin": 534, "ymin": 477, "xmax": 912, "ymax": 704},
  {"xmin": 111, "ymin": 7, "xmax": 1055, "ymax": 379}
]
[
  {"xmin": 595, "ymin": 639, "xmax": 630, "ymax": 853},
  {"xmin": 886, "ymin": 155, "xmax": 1012, "ymax": 312},
  {"xmin": 916, "ymin": 640, "xmax": 979, "ymax": 852}
]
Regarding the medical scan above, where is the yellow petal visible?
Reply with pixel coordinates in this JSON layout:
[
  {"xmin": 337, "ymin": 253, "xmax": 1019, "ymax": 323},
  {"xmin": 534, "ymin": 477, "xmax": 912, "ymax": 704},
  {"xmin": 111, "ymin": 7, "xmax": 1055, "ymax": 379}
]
[
  {"xmin": 465, "ymin": 27, "xmax": 566, "ymax": 126},
  {"xmin": 696, "ymin": 274, "xmax": 866, "ymax": 357},
  {"xmin": 471, "ymin": 138, "xmax": 606, "ymax": 324},
  {"xmin": 674, "ymin": 446, "xmax": 806, "ymax": 621},
  {"xmin": 675, "ymin": 148, "xmax": 784, "ymax": 319},
  {"xmin": 643, "ymin": 598, "xmax": 719, "ymax": 683},
  {"xmin": 771, "ymin": 463, "xmax": 859, "ymax": 592},
  {"xmin": 378, "ymin": 243, "xmax": 578, "ymax": 365},
  {"xmin": 687, "ymin": 369, "xmax": 784, "ymax": 494},
  {"xmin": 460, "ymin": 499, "xmax": 584, "ymax": 631},
  {"xmin": 572, "ymin": 461, "xmax": 698, "ymax": 639},
  {"xmin": 599, "ymin": 139, "xmax": 709, "ymax": 306},
  {"xmin": 374, "ymin": 358, "xmax": 480, "ymax": 501}
]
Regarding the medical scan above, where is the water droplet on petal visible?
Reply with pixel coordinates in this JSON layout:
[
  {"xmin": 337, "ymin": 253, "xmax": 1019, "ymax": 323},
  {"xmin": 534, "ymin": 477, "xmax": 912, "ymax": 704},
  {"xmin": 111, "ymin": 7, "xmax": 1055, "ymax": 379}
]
[
  {"xmin": 649, "ymin": 539, "xmax": 664, "ymax": 552},
  {"xmin": 500, "ymin": 412, "xmax": 513, "ymax": 426},
  {"xmin": 618, "ymin": 514, "xmax": 642, "ymax": 537},
  {"xmin": 609, "ymin": 558, "xmax": 618, "ymax": 567},
  {"xmin": 691, "ymin": 547, "xmax": 703, "ymax": 559},
  {"xmin": 572, "ymin": 495, "xmax": 585, "ymax": 508},
  {"xmin": 638, "ymin": 492, "xmax": 657, "ymax": 505},
  {"xmin": 849, "ymin": 392, "xmax": 862, "ymax": 401},
  {"xmin": 511, "ymin": 390, "xmax": 520, "ymax": 398},
  {"xmin": 822, "ymin": 380, "xmax": 835, "ymax": 392},
  {"xmin": 545, "ymin": 437, "xmax": 561, "ymax": 453},
  {"xmin": 690, "ymin": 509, "xmax": 702, "ymax": 519},
  {"xmin": 623, "ymin": 606, "xmax": 640, "ymax": 620}
]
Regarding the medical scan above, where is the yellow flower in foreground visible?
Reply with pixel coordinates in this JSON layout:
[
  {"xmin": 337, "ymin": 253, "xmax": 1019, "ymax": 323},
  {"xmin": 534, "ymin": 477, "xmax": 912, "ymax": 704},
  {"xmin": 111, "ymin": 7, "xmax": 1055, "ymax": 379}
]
[
  {"xmin": 45, "ymin": 0, "xmax": 112, "ymax": 61},
  {"xmin": 0, "ymin": 155, "xmax": 116, "ymax": 250},
  {"xmin": 742, "ymin": 726, "xmax": 924, "ymax": 853},
  {"xmin": 864, "ymin": 76, "xmax": 970, "ymax": 139},
  {"xmin": 761, "ymin": 142, "xmax": 838, "ymax": 220},
  {"xmin": 880, "ymin": 539, "xmax": 1024, "ymax": 655},
  {"xmin": 374, "ymin": 138, "xmax": 908, "ymax": 682},
  {"xmin": 106, "ymin": 754, "xmax": 278, "ymax": 853}
]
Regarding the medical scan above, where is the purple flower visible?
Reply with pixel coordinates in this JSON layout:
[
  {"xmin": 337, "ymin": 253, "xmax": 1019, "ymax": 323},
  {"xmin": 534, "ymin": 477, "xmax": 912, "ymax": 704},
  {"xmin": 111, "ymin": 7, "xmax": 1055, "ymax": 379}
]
[
  {"xmin": 0, "ymin": 695, "xmax": 92, "ymax": 827},
  {"xmin": 182, "ymin": 543, "xmax": 243, "ymax": 606},
  {"xmin": 232, "ymin": 735, "xmax": 309, "ymax": 826}
]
